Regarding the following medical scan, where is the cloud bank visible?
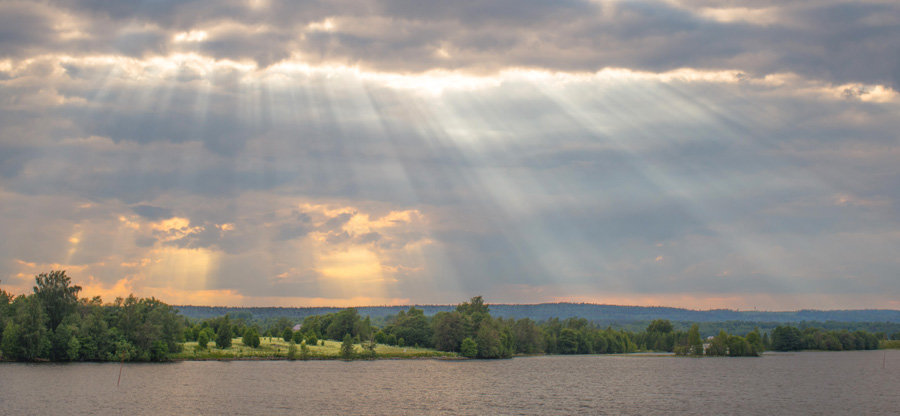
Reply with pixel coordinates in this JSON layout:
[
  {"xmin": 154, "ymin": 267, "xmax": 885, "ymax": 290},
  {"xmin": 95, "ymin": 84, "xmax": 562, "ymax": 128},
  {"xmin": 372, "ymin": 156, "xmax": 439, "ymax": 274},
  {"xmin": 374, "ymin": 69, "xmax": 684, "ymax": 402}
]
[{"xmin": 0, "ymin": 0, "xmax": 898, "ymax": 309}]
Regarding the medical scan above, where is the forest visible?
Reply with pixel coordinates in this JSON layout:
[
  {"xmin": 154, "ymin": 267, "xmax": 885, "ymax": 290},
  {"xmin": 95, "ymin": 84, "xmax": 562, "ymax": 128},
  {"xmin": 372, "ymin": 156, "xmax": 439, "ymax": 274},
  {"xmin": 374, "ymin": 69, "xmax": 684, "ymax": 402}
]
[
  {"xmin": 1, "ymin": 271, "xmax": 895, "ymax": 362},
  {"xmin": 0, "ymin": 271, "xmax": 182, "ymax": 361}
]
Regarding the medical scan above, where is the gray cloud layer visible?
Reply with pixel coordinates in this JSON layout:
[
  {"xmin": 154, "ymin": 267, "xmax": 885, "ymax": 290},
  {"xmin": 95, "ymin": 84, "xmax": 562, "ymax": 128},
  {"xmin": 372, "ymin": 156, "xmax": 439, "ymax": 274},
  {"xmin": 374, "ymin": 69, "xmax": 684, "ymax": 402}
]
[
  {"xmin": 1, "ymin": 0, "xmax": 898, "ymax": 85},
  {"xmin": 0, "ymin": 0, "xmax": 898, "ymax": 307}
]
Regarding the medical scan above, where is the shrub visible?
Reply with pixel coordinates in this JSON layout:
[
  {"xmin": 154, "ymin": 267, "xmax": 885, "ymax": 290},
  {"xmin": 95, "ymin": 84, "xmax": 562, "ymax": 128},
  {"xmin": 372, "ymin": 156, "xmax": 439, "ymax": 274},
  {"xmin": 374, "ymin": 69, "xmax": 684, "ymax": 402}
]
[
  {"xmin": 340, "ymin": 334, "xmax": 355, "ymax": 359},
  {"xmin": 460, "ymin": 338, "xmax": 478, "ymax": 358},
  {"xmin": 197, "ymin": 330, "xmax": 209, "ymax": 349},
  {"xmin": 287, "ymin": 342, "xmax": 297, "ymax": 360},
  {"xmin": 215, "ymin": 324, "xmax": 232, "ymax": 349},
  {"xmin": 300, "ymin": 341, "xmax": 310, "ymax": 360},
  {"xmin": 243, "ymin": 328, "xmax": 261, "ymax": 348}
]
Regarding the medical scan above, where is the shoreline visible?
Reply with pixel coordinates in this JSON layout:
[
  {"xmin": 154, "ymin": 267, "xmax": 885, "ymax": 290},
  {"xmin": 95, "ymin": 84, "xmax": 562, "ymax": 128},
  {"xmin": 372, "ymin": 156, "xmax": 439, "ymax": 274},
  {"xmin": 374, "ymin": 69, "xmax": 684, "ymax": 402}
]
[{"xmin": 3, "ymin": 348, "xmax": 894, "ymax": 364}]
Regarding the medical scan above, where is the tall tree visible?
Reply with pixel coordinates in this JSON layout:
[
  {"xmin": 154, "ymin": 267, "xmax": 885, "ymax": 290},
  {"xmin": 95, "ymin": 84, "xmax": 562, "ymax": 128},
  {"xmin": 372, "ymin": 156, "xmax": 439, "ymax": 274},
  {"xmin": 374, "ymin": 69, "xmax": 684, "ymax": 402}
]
[
  {"xmin": 456, "ymin": 296, "xmax": 489, "ymax": 316},
  {"xmin": 687, "ymin": 324, "xmax": 703, "ymax": 356},
  {"xmin": 475, "ymin": 319, "xmax": 506, "ymax": 358},
  {"xmin": 326, "ymin": 309, "xmax": 361, "ymax": 340},
  {"xmin": 5, "ymin": 296, "xmax": 51, "ymax": 360},
  {"xmin": 33, "ymin": 270, "xmax": 81, "ymax": 330},
  {"xmin": 558, "ymin": 328, "xmax": 580, "ymax": 354},
  {"xmin": 216, "ymin": 316, "xmax": 233, "ymax": 349},
  {"xmin": 432, "ymin": 311, "xmax": 466, "ymax": 352}
]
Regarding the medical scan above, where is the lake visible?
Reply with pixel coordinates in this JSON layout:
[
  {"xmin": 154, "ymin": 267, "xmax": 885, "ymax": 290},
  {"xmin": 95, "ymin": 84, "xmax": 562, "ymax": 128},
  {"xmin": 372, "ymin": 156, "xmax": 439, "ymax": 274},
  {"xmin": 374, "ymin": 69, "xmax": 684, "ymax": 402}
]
[{"xmin": 1, "ymin": 350, "xmax": 897, "ymax": 415}]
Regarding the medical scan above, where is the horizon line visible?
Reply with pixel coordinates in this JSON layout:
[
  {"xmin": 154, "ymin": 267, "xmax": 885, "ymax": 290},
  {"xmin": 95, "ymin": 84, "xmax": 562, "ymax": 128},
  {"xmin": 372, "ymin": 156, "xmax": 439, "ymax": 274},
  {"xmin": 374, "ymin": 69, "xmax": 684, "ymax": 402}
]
[{"xmin": 171, "ymin": 301, "xmax": 900, "ymax": 314}]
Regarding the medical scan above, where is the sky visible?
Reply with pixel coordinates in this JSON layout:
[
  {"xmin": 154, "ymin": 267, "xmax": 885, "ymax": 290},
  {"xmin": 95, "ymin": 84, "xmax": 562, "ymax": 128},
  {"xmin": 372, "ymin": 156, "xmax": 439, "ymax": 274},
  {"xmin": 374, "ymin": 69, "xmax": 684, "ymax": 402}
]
[{"xmin": 1, "ymin": 0, "xmax": 899, "ymax": 310}]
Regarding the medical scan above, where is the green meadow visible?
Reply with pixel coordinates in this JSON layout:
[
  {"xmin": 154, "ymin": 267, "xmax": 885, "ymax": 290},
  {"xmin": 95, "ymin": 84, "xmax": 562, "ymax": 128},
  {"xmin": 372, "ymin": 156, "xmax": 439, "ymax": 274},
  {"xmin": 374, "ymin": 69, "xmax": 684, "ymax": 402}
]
[
  {"xmin": 881, "ymin": 340, "xmax": 900, "ymax": 349},
  {"xmin": 173, "ymin": 337, "xmax": 457, "ymax": 360}
]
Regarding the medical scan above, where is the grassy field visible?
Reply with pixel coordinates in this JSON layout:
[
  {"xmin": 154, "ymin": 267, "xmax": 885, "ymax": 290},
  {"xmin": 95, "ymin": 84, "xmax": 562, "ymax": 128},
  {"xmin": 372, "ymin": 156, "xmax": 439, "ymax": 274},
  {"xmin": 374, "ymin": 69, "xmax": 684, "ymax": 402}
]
[
  {"xmin": 881, "ymin": 340, "xmax": 900, "ymax": 349},
  {"xmin": 173, "ymin": 337, "xmax": 457, "ymax": 360}
]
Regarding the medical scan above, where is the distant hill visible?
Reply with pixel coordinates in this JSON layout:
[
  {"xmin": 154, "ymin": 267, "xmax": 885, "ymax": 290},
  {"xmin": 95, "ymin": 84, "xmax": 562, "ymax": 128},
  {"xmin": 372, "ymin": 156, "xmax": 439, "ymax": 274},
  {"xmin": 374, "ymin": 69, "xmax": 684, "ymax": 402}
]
[{"xmin": 175, "ymin": 303, "xmax": 900, "ymax": 324}]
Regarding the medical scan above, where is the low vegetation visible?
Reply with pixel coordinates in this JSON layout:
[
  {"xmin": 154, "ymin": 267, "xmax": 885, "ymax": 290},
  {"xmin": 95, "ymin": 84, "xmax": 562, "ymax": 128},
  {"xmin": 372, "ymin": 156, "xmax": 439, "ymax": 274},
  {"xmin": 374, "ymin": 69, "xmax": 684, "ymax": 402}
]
[{"xmin": 173, "ymin": 338, "xmax": 452, "ymax": 360}]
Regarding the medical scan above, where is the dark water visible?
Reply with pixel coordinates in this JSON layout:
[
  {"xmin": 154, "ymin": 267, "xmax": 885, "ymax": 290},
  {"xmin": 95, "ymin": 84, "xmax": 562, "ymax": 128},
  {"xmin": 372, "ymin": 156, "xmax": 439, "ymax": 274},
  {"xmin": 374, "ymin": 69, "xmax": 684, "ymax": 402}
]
[{"xmin": 1, "ymin": 351, "xmax": 898, "ymax": 415}]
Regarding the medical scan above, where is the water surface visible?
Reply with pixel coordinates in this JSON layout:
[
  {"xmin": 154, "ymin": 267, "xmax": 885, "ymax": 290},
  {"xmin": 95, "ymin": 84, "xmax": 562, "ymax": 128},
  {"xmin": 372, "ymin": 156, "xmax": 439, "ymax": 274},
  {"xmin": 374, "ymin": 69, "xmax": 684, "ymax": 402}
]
[{"xmin": 1, "ymin": 350, "xmax": 898, "ymax": 415}]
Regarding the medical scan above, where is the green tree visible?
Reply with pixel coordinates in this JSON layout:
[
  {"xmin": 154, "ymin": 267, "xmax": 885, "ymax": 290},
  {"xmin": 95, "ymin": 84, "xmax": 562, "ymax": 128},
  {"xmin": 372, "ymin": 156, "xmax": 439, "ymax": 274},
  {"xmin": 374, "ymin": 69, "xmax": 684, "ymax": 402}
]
[
  {"xmin": 49, "ymin": 320, "xmax": 80, "ymax": 361},
  {"xmin": 7, "ymin": 296, "xmax": 51, "ymax": 360},
  {"xmin": 460, "ymin": 337, "xmax": 478, "ymax": 358},
  {"xmin": 705, "ymin": 330, "xmax": 729, "ymax": 356},
  {"xmin": 242, "ymin": 327, "xmax": 260, "ymax": 348},
  {"xmin": 687, "ymin": 324, "xmax": 703, "ymax": 356},
  {"xmin": 772, "ymin": 326, "xmax": 803, "ymax": 351},
  {"xmin": 456, "ymin": 296, "xmax": 490, "ymax": 334},
  {"xmin": 0, "ymin": 286, "xmax": 11, "ymax": 328},
  {"xmin": 456, "ymin": 296, "xmax": 489, "ymax": 316},
  {"xmin": 292, "ymin": 330, "xmax": 304, "ymax": 344},
  {"xmin": 327, "ymin": 309, "xmax": 362, "ymax": 340},
  {"xmin": 1, "ymin": 322, "xmax": 23, "ymax": 360},
  {"xmin": 746, "ymin": 328, "xmax": 764, "ymax": 354},
  {"xmin": 432, "ymin": 311, "xmax": 466, "ymax": 352},
  {"xmin": 33, "ymin": 270, "xmax": 82, "ymax": 331},
  {"xmin": 511, "ymin": 318, "xmax": 544, "ymax": 354},
  {"xmin": 647, "ymin": 319, "xmax": 674, "ymax": 334},
  {"xmin": 727, "ymin": 335, "xmax": 756, "ymax": 356},
  {"xmin": 216, "ymin": 318, "xmax": 233, "ymax": 349},
  {"xmin": 592, "ymin": 333, "xmax": 609, "ymax": 354},
  {"xmin": 558, "ymin": 328, "xmax": 580, "ymax": 354},
  {"xmin": 282, "ymin": 328, "xmax": 293, "ymax": 343},
  {"xmin": 391, "ymin": 307, "xmax": 432, "ymax": 348},
  {"xmin": 109, "ymin": 295, "xmax": 183, "ymax": 360},
  {"xmin": 77, "ymin": 306, "xmax": 112, "ymax": 360},
  {"xmin": 287, "ymin": 341, "xmax": 298, "ymax": 360},
  {"xmin": 340, "ymin": 334, "xmax": 355, "ymax": 359},
  {"xmin": 475, "ymin": 319, "xmax": 508, "ymax": 358},
  {"xmin": 197, "ymin": 329, "xmax": 210, "ymax": 349}
]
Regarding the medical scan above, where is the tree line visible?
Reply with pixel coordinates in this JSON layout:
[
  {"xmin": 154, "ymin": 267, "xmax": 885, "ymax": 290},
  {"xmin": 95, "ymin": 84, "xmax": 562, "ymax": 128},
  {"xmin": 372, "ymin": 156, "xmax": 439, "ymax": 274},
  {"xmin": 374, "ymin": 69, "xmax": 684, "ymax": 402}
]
[
  {"xmin": 0, "ymin": 271, "xmax": 183, "ymax": 361},
  {"xmin": 1, "ymin": 273, "xmax": 892, "ymax": 361},
  {"xmin": 769, "ymin": 325, "xmax": 881, "ymax": 351},
  {"xmin": 265, "ymin": 297, "xmax": 888, "ymax": 358},
  {"xmin": 174, "ymin": 303, "xmax": 900, "ymax": 326}
]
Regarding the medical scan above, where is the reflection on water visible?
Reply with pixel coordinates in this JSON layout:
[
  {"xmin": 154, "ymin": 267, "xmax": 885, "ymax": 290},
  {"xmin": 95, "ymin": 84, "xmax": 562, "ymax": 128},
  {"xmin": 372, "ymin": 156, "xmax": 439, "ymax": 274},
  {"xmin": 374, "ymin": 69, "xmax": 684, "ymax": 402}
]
[{"xmin": 1, "ymin": 350, "xmax": 898, "ymax": 415}]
